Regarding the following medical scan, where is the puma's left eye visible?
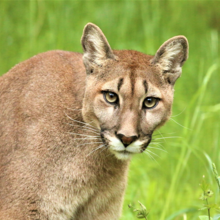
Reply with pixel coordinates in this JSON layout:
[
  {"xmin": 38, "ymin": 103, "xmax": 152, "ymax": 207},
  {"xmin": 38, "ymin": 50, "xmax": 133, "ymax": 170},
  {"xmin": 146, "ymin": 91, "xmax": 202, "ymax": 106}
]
[
  {"xmin": 143, "ymin": 97, "xmax": 159, "ymax": 109},
  {"xmin": 103, "ymin": 92, "xmax": 119, "ymax": 105}
]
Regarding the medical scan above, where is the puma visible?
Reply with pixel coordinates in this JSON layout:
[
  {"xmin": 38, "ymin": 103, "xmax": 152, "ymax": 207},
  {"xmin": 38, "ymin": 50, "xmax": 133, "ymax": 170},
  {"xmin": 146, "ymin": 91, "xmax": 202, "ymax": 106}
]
[{"xmin": 0, "ymin": 23, "xmax": 188, "ymax": 219}]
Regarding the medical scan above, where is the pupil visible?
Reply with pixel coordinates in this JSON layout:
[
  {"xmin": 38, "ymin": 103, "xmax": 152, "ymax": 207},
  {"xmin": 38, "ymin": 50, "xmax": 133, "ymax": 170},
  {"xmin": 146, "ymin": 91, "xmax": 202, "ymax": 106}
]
[
  {"xmin": 147, "ymin": 98, "xmax": 152, "ymax": 103},
  {"xmin": 109, "ymin": 93, "xmax": 115, "ymax": 99}
]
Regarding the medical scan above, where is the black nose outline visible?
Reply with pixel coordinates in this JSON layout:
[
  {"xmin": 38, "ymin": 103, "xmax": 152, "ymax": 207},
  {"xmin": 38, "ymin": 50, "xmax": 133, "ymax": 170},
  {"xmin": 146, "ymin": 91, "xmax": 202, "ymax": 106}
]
[{"xmin": 116, "ymin": 133, "xmax": 138, "ymax": 147}]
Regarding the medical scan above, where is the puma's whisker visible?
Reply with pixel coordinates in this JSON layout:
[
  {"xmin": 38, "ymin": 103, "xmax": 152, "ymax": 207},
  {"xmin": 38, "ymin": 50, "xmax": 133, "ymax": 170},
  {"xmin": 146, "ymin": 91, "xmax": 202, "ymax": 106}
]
[
  {"xmin": 149, "ymin": 142, "xmax": 165, "ymax": 149},
  {"xmin": 70, "ymin": 137, "xmax": 101, "ymax": 141},
  {"xmin": 69, "ymin": 123, "xmax": 100, "ymax": 134},
  {"xmin": 67, "ymin": 123, "xmax": 100, "ymax": 135},
  {"xmin": 144, "ymin": 151, "xmax": 159, "ymax": 164},
  {"xmin": 76, "ymin": 142, "xmax": 103, "ymax": 148},
  {"xmin": 81, "ymin": 127, "xmax": 100, "ymax": 134},
  {"xmin": 153, "ymin": 136, "xmax": 181, "ymax": 141},
  {"xmin": 67, "ymin": 132, "xmax": 100, "ymax": 138},
  {"xmin": 148, "ymin": 146, "xmax": 168, "ymax": 153},
  {"xmin": 86, "ymin": 144, "xmax": 106, "ymax": 157},
  {"xmin": 65, "ymin": 107, "xmax": 82, "ymax": 112},
  {"xmin": 171, "ymin": 107, "xmax": 187, "ymax": 118},
  {"xmin": 150, "ymin": 139, "xmax": 163, "ymax": 144},
  {"xmin": 146, "ymin": 149, "xmax": 160, "ymax": 158},
  {"xmin": 169, "ymin": 117, "xmax": 191, "ymax": 130},
  {"xmin": 65, "ymin": 114, "xmax": 98, "ymax": 130}
]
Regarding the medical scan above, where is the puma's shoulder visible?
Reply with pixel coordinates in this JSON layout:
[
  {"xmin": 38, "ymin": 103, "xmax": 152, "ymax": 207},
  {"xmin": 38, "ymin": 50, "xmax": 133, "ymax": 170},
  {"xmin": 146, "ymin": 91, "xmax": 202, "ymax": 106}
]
[
  {"xmin": 0, "ymin": 50, "xmax": 85, "ymax": 112},
  {"xmin": 0, "ymin": 50, "xmax": 84, "ymax": 86}
]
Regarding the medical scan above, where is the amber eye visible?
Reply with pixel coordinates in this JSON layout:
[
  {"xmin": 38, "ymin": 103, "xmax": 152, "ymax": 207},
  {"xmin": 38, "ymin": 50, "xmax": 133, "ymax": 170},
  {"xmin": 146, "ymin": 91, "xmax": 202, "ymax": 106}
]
[
  {"xmin": 143, "ymin": 97, "xmax": 159, "ymax": 109},
  {"xmin": 103, "ymin": 92, "xmax": 119, "ymax": 104}
]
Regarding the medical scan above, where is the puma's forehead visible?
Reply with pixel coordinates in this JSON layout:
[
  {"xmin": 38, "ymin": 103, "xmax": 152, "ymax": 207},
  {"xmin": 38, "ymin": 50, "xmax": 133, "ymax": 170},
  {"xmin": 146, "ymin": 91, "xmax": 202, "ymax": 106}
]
[
  {"xmin": 101, "ymin": 75, "xmax": 162, "ymax": 101},
  {"xmin": 97, "ymin": 50, "xmax": 166, "ymax": 86},
  {"xmin": 93, "ymin": 50, "xmax": 168, "ymax": 96}
]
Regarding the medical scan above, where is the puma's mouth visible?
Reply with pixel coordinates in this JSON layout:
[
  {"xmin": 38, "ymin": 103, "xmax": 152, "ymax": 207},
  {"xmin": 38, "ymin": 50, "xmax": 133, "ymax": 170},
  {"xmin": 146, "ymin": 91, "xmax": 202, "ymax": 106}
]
[
  {"xmin": 101, "ymin": 131, "xmax": 151, "ymax": 160},
  {"xmin": 109, "ymin": 140, "xmax": 150, "ymax": 160},
  {"xmin": 100, "ymin": 131, "xmax": 151, "ymax": 160}
]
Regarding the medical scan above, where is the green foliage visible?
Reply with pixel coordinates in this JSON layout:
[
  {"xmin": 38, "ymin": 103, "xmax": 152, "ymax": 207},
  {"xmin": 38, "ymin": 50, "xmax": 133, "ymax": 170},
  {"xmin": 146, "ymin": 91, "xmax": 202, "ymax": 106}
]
[
  {"xmin": 129, "ymin": 202, "xmax": 149, "ymax": 219},
  {"xmin": 1, "ymin": 1, "xmax": 220, "ymax": 219},
  {"xmin": 199, "ymin": 216, "xmax": 213, "ymax": 220},
  {"xmin": 199, "ymin": 164, "xmax": 220, "ymax": 220},
  {"xmin": 212, "ymin": 163, "xmax": 220, "ymax": 192}
]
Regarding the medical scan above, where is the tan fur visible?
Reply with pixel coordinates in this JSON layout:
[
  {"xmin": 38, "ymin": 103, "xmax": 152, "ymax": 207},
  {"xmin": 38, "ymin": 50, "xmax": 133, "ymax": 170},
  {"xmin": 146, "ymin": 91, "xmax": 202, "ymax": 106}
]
[{"xmin": 0, "ymin": 23, "xmax": 188, "ymax": 219}]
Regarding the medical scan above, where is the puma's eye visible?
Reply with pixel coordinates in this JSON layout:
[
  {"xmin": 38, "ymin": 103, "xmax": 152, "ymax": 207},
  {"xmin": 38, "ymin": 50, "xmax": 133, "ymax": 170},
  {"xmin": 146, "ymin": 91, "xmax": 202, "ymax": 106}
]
[
  {"xmin": 143, "ymin": 97, "xmax": 159, "ymax": 109},
  {"xmin": 103, "ymin": 92, "xmax": 118, "ymax": 104}
]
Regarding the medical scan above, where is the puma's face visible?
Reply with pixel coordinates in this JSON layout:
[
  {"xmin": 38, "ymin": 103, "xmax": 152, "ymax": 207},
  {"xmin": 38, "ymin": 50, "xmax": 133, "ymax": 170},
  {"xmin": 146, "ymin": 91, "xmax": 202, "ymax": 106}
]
[
  {"xmin": 82, "ymin": 56, "xmax": 173, "ymax": 160},
  {"xmin": 81, "ymin": 23, "xmax": 188, "ymax": 160}
]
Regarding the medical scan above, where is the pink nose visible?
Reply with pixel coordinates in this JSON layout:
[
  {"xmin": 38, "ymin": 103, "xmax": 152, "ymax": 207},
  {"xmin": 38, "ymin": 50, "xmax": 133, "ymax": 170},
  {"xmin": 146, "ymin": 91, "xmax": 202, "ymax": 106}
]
[{"xmin": 116, "ymin": 133, "xmax": 138, "ymax": 147}]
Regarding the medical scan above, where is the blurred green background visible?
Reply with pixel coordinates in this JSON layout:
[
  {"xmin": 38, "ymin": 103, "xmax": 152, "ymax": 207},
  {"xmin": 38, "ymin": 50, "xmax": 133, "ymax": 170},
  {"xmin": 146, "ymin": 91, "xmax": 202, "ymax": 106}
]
[{"xmin": 1, "ymin": 0, "xmax": 220, "ymax": 219}]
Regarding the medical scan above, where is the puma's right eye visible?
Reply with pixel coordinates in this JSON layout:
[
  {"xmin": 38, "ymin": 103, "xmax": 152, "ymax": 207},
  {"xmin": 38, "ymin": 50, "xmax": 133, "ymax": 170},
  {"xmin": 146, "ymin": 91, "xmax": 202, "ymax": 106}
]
[
  {"xmin": 103, "ymin": 92, "xmax": 119, "ymax": 105},
  {"xmin": 143, "ymin": 97, "xmax": 159, "ymax": 109}
]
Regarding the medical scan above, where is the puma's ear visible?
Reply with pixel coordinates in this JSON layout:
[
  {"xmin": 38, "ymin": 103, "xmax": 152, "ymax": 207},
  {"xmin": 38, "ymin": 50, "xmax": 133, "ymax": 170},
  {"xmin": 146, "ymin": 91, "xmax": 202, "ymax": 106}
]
[
  {"xmin": 151, "ymin": 36, "xmax": 189, "ymax": 85},
  {"xmin": 81, "ymin": 23, "xmax": 115, "ymax": 71}
]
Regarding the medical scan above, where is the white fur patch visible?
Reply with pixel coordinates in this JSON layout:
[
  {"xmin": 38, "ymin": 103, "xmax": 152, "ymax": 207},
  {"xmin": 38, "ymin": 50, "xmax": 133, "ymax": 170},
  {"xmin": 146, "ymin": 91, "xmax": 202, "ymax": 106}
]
[
  {"xmin": 160, "ymin": 42, "xmax": 183, "ymax": 71},
  {"xmin": 126, "ymin": 140, "xmax": 143, "ymax": 153},
  {"xmin": 112, "ymin": 151, "xmax": 133, "ymax": 160},
  {"xmin": 109, "ymin": 137, "xmax": 125, "ymax": 152},
  {"xmin": 108, "ymin": 136, "xmax": 143, "ymax": 160}
]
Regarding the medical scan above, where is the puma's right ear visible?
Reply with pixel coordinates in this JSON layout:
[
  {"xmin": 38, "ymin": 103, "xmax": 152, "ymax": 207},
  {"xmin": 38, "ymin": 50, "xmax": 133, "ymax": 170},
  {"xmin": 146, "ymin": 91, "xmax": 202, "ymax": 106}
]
[
  {"xmin": 81, "ymin": 23, "xmax": 115, "ymax": 72},
  {"xmin": 151, "ymin": 36, "xmax": 189, "ymax": 85}
]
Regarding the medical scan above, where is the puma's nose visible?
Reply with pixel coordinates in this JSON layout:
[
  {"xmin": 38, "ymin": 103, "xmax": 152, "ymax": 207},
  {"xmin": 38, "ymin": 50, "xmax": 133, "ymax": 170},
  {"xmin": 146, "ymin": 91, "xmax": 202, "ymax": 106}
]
[{"xmin": 116, "ymin": 133, "xmax": 138, "ymax": 147}]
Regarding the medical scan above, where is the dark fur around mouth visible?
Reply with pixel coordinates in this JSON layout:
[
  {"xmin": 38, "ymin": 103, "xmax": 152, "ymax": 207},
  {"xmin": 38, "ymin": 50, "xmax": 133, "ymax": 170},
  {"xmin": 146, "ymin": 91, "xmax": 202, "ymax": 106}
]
[
  {"xmin": 140, "ymin": 135, "xmax": 152, "ymax": 152},
  {"xmin": 100, "ymin": 131, "xmax": 109, "ymax": 148},
  {"xmin": 101, "ymin": 128, "xmax": 152, "ymax": 152}
]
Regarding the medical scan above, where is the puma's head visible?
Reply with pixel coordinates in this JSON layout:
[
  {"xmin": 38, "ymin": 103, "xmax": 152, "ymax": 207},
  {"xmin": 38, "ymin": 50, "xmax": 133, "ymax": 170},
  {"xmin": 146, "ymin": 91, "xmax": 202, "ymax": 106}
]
[{"xmin": 81, "ymin": 23, "xmax": 188, "ymax": 160}]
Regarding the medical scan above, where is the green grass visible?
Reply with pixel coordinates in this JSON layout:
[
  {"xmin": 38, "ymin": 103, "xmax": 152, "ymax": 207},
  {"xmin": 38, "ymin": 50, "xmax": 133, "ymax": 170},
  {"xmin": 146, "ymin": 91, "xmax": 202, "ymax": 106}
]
[{"xmin": 1, "ymin": 1, "xmax": 220, "ymax": 219}]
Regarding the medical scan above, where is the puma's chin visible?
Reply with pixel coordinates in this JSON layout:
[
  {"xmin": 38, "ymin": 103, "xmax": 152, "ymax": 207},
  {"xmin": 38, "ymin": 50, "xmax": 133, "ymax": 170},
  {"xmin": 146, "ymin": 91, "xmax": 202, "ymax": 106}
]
[{"xmin": 111, "ymin": 150, "xmax": 134, "ymax": 160}]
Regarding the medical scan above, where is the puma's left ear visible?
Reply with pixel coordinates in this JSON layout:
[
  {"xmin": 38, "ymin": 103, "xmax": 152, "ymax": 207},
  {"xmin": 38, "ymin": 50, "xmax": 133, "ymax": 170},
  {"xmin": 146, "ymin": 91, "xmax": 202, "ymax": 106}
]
[
  {"xmin": 81, "ymin": 23, "xmax": 116, "ymax": 72},
  {"xmin": 151, "ymin": 36, "xmax": 189, "ymax": 85}
]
